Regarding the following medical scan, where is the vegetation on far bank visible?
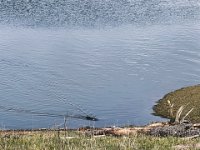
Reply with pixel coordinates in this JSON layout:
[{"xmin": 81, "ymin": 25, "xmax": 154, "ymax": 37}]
[{"xmin": 153, "ymin": 85, "xmax": 200, "ymax": 123}]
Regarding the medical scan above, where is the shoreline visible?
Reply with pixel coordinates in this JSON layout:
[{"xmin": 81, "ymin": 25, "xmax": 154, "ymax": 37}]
[{"xmin": 1, "ymin": 121, "xmax": 200, "ymax": 138}]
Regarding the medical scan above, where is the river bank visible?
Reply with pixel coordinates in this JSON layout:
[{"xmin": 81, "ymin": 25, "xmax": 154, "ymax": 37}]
[
  {"xmin": 1, "ymin": 124, "xmax": 200, "ymax": 150},
  {"xmin": 1, "ymin": 85, "xmax": 200, "ymax": 149}
]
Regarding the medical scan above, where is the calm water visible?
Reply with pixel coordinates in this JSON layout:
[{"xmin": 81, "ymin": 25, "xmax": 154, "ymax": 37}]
[{"xmin": 0, "ymin": 0, "xmax": 200, "ymax": 129}]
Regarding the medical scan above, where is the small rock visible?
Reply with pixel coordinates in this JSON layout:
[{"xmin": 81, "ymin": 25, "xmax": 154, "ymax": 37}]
[{"xmin": 195, "ymin": 143, "xmax": 200, "ymax": 149}]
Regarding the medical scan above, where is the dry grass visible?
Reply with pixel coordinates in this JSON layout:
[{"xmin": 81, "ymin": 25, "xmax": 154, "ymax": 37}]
[{"xmin": 0, "ymin": 130, "xmax": 200, "ymax": 150}]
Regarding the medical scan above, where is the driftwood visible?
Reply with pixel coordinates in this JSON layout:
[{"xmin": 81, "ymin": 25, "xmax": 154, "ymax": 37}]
[
  {"xmin": 79, "ymin": 122, "xmax": 200, "ymax": 137},
  {"xmin": 78, "ymin": 122, "xmax": 168, "ymax": 136}
]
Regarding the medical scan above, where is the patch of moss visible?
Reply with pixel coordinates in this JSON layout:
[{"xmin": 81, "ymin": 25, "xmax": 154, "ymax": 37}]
[{"xmin": 153, "ymin": 85, "xmax": 200, "ymax": 123}]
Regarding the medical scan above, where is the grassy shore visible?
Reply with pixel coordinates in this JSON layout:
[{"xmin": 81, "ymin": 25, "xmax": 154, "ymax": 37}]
[
  {"xmin": 0, "ymin": 130, "xmax": 200, "ymax": 150},
  {"xmin": 153, "ymin": 85, "xmax": 200, "ymax": 123}
]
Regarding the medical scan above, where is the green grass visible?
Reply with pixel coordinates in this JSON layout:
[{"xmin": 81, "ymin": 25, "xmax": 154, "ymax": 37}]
[
  {"xmin": 153, "ymin": 84, "xmax": 200, "ymax": 123},
  {"xmin": 0, "ymin": 130, "xmax": 200, "ymax": 150}
]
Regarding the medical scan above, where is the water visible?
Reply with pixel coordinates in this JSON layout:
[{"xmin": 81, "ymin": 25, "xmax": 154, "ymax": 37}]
[
  {"xmin": 1, "ymin": 0, "xmax": 200, "ymax": 26},
  {"xmin": 0, "ymin": 0, "xmax": 200, "ymax": 129}
]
